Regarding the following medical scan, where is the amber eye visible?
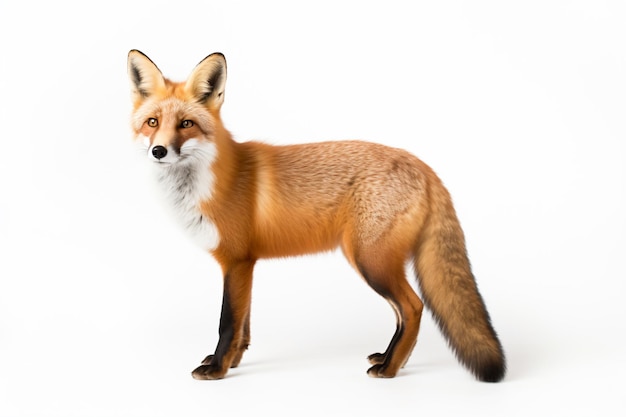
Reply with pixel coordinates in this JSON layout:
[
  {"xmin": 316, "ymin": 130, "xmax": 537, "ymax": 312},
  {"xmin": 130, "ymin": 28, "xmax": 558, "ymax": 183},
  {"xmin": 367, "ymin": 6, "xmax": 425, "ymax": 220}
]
[
  {"xmin": 147, "ymin": 118, "xmax": 158, "ymax": 127},
  {"xmin": 180, "ymin": 120, "xmax": 194, "ymax": 128}
]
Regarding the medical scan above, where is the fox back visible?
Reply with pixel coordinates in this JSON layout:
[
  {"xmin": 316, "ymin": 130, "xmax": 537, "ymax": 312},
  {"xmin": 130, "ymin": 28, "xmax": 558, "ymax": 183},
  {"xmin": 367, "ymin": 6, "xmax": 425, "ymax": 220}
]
[{"xmin": 128, "ymin": 50, "xmax": 506, "ymax": 382}]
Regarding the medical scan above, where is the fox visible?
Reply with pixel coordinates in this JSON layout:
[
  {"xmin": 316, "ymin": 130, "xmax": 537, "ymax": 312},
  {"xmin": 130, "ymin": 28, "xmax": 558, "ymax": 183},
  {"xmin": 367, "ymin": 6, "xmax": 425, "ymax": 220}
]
[{"xmin": 127, "ymin": 49, "xmax": 506, "ymax": 382}]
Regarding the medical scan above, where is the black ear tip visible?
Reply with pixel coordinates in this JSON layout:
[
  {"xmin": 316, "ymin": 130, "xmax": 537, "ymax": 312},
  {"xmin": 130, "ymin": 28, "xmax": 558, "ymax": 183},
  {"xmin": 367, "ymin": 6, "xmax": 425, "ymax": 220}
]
[
  {"xmin": 128, "ymin": 50, "xmax": 154, "ymax": 64},
  {"xmin": 200, "ymin": 52, "xmax": 227, "ymax": 69}
]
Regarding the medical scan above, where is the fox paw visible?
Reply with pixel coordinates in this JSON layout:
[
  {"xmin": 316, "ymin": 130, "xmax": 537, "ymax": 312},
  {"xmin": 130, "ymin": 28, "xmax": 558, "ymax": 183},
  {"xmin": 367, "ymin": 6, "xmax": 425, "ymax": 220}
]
[
  {"xmin": 367, "ymin": 364, "xmax": 398, "ymax": 378},
  {"xmin": 191, "ymin": 364, "xmax": 227, "ymax": 380},
  {"xmin": 367, "ymin": 352, "xmax": 386, "ymax": 365}
]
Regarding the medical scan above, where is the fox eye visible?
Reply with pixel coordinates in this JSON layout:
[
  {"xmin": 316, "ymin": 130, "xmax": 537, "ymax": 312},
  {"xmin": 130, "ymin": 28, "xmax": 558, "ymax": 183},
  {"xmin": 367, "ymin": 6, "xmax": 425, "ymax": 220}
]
[
  {"xmin": 180, "ymin": 120, "xmax": 194, "ymax": 128},
  {"xmin": 147, "ymin": 118, "xmax": 158, "ymax": 127}
]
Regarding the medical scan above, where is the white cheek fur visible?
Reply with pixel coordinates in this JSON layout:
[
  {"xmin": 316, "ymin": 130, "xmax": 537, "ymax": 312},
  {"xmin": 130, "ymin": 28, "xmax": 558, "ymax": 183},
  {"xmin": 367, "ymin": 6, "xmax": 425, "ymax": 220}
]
[{"xmin": 152, "ymin": 140, "xmax": 221, "ymax": 251}]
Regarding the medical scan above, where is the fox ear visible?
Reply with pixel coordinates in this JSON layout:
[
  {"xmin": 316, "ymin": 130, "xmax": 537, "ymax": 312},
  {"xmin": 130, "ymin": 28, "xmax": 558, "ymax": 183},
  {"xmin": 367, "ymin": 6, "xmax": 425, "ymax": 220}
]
[
  {"xmin": 185, "ymin": 53, "xmax": 227, "ymax": 110},
  {"xmin": 127, "ymin": 50, "xmax": 166, "ymax": 101}
]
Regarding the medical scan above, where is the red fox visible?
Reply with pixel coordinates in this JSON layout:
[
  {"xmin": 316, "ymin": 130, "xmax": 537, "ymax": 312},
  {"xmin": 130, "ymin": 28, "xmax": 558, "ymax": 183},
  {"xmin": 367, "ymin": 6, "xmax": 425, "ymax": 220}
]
[{"xmin": 127, "ymin": 50, "xmax": 506, "ymax": 382}]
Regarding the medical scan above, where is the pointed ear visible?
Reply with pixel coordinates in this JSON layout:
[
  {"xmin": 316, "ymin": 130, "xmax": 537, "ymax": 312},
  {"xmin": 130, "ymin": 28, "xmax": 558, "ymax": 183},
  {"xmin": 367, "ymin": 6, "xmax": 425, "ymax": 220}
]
[
  {"xmin": 127, "ymin": 50, "xmax": 166, "ymax": 101},
  {"xmin": 184, "ymin": 53, "xmax": 227, "ymax": 111}
]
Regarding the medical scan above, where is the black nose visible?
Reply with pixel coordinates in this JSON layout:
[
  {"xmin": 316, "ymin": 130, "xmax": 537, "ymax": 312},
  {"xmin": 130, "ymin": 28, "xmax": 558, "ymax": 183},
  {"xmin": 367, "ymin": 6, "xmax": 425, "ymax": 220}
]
[{"xmin": 152, "ymin": 145, "xmax": 168, "ymax": 160}]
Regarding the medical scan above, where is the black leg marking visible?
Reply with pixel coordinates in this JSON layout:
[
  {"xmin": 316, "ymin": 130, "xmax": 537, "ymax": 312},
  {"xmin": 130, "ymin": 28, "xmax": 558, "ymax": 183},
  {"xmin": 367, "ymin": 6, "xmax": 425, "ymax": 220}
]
[
  {"xmin": 211, "ymin": 282, "xmax": 234, "ymax": 369},
  {"xmin": 192, "ymin": 275, "xmax": 235, "ymax": 380}
]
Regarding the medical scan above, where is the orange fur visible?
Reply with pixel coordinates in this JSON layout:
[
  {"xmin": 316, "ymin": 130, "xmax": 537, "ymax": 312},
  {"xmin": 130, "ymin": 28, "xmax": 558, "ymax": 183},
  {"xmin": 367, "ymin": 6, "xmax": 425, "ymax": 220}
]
[{"xmin": 128, "ymin": 50, "xmax": 506, "ymax": 382}]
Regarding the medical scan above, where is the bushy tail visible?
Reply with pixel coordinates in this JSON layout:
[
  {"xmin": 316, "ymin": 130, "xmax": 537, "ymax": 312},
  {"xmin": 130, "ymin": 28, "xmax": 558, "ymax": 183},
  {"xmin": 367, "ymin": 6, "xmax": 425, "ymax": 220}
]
[{"xmin": 414, "ymin": 179, "xmax": 506, "ymax": 382}]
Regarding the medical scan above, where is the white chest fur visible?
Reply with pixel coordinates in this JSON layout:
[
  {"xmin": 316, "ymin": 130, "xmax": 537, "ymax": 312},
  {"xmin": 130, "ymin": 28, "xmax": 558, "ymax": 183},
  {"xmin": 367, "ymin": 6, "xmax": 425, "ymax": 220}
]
[{"xmin": 153, "ymin": 140, "xmax": 221, "ymax": 251}]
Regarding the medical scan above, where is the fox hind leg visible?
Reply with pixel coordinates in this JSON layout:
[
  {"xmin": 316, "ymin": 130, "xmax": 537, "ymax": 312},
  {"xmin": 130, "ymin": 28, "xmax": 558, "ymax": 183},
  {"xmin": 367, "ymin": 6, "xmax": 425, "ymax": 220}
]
[
  {"xmin": 366, "ymin": 306, "xmax": 417, "ymax": 369},
  {"xmin": 357, "ymin": 254, "xmax": 424, "ymax": 378},
  {"xmin": 367, "ymin": 307, "xmax": 401, "ymax": 366}
]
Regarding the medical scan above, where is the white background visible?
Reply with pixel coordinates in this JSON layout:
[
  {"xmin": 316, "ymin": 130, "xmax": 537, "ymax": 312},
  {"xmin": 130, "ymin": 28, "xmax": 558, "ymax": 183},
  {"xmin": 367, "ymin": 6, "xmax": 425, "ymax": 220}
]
[{"xmin": 1, "ymin": 1, "xmax": 625, "ymax": 416}]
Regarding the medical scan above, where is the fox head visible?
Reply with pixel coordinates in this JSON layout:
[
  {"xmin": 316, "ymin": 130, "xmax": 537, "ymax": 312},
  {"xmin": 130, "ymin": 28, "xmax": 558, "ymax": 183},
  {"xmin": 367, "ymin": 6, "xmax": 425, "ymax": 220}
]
[{"xmin": 127, "ymin": 50, "xmax": 226, "ymax": 165}]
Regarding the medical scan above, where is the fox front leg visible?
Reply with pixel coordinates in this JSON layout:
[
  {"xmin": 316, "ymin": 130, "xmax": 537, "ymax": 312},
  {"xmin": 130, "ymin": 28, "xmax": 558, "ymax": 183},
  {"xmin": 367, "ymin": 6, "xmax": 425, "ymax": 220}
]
[
  {"xmin": 192, "ymin": 261, "xmax": 254, "ymax": 380},
  {"xmin": 198, "ymin": 311, "xmax": 250, "ymax": 369}
]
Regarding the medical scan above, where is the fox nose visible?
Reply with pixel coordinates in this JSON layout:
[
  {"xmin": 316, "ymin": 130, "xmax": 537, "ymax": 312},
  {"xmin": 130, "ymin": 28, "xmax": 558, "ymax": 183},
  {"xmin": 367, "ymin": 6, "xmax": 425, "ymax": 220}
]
[{"xmin": 152, "ymin": 145, "xmax": 168, "ymax": 160}]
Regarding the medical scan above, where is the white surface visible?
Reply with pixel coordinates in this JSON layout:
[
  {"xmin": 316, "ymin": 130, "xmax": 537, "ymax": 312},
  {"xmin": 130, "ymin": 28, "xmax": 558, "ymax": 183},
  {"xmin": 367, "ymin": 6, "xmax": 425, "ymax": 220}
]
[{"xmin": 1, "ymin": 1, "xmax": 625, "ymax": 416}]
